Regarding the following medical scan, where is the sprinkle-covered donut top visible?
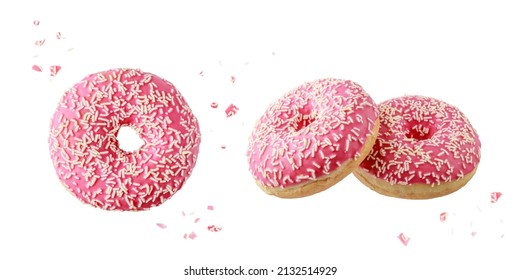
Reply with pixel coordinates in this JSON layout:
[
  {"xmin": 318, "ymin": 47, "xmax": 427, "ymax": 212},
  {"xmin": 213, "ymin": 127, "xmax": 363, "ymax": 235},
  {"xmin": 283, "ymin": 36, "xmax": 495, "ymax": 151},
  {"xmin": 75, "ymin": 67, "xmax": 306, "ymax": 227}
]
[
  {"xmin": 48, "ymin": 68, "xmax": 201, "ymax": 211},
  {"xmin": 247, "ymin": 78, "xmax": 378, "ymax": 188},
  {"xmin": 358, "ymin": 95, "xmax": 481, "ymax": 186}
]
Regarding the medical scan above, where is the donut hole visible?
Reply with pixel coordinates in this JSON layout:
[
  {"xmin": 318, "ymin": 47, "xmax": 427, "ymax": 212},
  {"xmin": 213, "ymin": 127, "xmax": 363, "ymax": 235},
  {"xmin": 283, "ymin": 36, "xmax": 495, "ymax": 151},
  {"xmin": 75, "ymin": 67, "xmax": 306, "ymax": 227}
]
[
  {"xmin": 117, "ymin": 125, "xmax": 145, "ymax": 152},
  {"xmin": 405, "ymin": 120, "xmax": 435, "ymax": 140},
  {"xmin": 294, "ymin": 115, "xmax": 316, "ymax": 131},
  {"xmin": 293, "ymin": 101, "xmax": 316, "ymax": 131}
]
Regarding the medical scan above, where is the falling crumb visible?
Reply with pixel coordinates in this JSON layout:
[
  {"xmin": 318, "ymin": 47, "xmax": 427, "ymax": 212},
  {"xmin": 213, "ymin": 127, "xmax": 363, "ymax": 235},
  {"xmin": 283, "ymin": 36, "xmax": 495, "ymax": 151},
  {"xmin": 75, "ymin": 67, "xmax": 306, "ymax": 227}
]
[
  {"xmin": 207, "ymin": 205, "xmax": 214, "ymax": 211},
  {"xmin": 199, "ymin": 71, "xmax": 204, "ymax": 77},
  {"xmin": 182, "ymin": 211, "xmax": 186, "ymax": 216},
  {"xmin": 194, "ymin": 218, "xmax": 200, "ymax": 223},
  {"xmin": 32, "ymin": 65, "xmax": 42, "ymax": 72},
  {"xmin": 35, "ymin": 39, "xmax": 45, "ymax": 46},
  {"xmin": 471, "ymin": 231, "xmax": 477, "ymax": 237},
  {"xmin": 490, "ymin": 192, "xmax": 502, "ymax": 203},
  {"xmin": 56, "ymin": 32, "xmax": 62, "ymax": 39},
  {"xmin": 66, "ymin": 47, "xmax": 74, "ymax": 52},
  {"xmin": 208, "ymin": 225, "xmax": 222, "ymax": 232},
  {"xmin": 210, "ymin": 102, "xmax": 218, "ymax": 109},
  {"xmin": 156, "ymin": 223, "xmax": 167, "ymax": 229},
  {"xmin": 231, "ymin": 76, "xmax": 236, "ymax": 83},
  {"xmin": 272, "ymin": 52, "xmax": 277, "ymax": 56},
  {"xmin": 33, "ymin": 20, "xmax": 40, "ymax": 26},
  {"xmin": 220, "ymin": 145, "xmax": 226, "ymax": 149},
  {"xmin": 440, "ymin": 212, "xmax": 448, "ymax": 223},
  {"xmin": 398, "ymin": 233, "xmax": 410, "ymax": 246},
  {"xmin": 50, "ymin": 65, "xmax": 62, "ymax": 76},
  {"xmin": 190, "ymin": 211, "xmax": 195, "ymax": 216},
  {"xmin": 225, "ymin": 104, "xmax": 239, "ymax": 117},
  {"xmin": 188, "ymin": 232, "xmax": 197, "ymax": 240},
  {"xmin": 183, "ymin": 233, "xmax": 187, "ymax": 239}
]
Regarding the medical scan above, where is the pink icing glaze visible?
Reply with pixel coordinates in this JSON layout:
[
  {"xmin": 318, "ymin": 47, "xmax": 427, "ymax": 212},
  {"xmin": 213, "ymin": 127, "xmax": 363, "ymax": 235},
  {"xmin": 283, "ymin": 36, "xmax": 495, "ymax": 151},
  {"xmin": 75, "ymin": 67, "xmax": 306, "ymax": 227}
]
[
  {"xmin": 247, "ymin": 78, "xmax": 378, "ymax": 188},
  {"xmin": 48, "ymin": 68, "xmax": 201, "ymax": 211},
  {"xmin": 359, "ymin": 95, "xmax": 481, "ymax": 186}
]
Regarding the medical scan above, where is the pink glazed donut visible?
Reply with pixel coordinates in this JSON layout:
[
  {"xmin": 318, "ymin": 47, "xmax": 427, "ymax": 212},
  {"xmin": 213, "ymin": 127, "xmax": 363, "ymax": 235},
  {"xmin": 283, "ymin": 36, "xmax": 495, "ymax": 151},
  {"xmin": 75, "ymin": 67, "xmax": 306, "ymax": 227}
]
[
  {"xmin": 354, "ymin": 95, "xmax": 481, "ymax": 199},
  {"xmin": 247, "ymin": 78, "xmax": 380, "ymax": 198},
  {"xmin": 48, "ymin": 68, "xmax": 201, "ymax": 211}
]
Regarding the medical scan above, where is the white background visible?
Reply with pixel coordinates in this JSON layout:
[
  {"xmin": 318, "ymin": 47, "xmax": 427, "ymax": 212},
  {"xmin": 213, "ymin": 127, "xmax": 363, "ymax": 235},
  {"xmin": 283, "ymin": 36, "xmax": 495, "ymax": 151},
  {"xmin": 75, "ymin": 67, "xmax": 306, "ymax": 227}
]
[{"xmin": 1, "ymin": 0, "xmax": 519, "ymax": 279}]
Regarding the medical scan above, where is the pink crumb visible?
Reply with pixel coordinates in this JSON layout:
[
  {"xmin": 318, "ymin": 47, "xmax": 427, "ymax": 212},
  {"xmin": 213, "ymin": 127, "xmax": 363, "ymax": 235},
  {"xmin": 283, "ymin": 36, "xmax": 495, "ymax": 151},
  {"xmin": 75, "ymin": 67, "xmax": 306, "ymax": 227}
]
[
  {"xmin": 471, "ymin": 231, "xmax": 477, "ymax": 237},
  {"xmin": 225, "ymin": 104, "xmax": 239, "ymax": 117},
  {"xmin": 35, "ymin": 39, "xmax": 45, "ymax": 46},
  {"xmin": 220, "ymin": 145, "xmax": 226, "ymax": 149},
  {"xmin": 440, "ymin": 212, "xmax": 448, "ymax": 223},
  {"xmin": 490, "ymin": 192, "xmax": 502, "ymax": 203},
  {"xmin": 183, "ymin": 233, "xmax": 187, "ymax": 239},
  {"xmin": 231, "ymin": 76, "xmax": 236, "ymax": 83},
  {"xmin": 50, "ymin": 65, "xmax": 62, "ymax": 76},
  {"xmin": 210, "ymin": 102, "xmax": 218, "ymax": 109},
  {"xmin": 194, "ymin": 218, "xmax": 200, "ymax": 223},
  {"xmin": 398, "ymin": 233, "xmax": 410, "ymax": 246},
  {"xmin": 199, "ymin": 71, "xmax": 204, "ymax": 77},
  {"xmin": 188, "ymin": 232, "xmax": 197, "ymax": 240},
  {"xmin": 208, "ymin": 225, "xmax": 222, "ymax": 232},
  {"xmin": 32, "ymin": 65, "xmax": 42, "ymax": 72},
  {"xmin": 56, "ymin": 32, "xmax": 62, "ymax": 39},
  {"xmin": 207, "ymin": 205, "xmax": 214, "ymax": 211},
  {"xmin": 156, "ymin": 223, "xmax": 167, "ymax": 229},
  {"xmin": 33, "ymin": 20, "xmax": 40, "ymax": 26}
]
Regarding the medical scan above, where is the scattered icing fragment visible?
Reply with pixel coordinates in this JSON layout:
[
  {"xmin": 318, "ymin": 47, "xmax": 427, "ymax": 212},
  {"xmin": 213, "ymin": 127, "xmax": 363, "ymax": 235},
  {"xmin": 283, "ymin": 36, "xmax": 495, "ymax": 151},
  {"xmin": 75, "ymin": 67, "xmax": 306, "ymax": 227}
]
[
  {"xmin": 225, "ymin": 104, "xmax": 239, "ymax": 117},
  {"xmin": 156, "ymin": 223, "xmax": 167, "ymax": 229},
  {"xmin": 210, "ymin": 102, "xmax": 218, "ymax": 109},
  {"xmin": 398, "ymin": 233, "xmax": 410, "ymax": 246},
  {"xmin": 471, "ymin": 231, "xmax": 477, "ymax": 237},
  {"xmin": 32, "ymin": 65, "xmax": 42, "ymax": 72},
  {"xmin": 231, "ymin": 76, "xmax": 236, "ymax": 83},
  {"xmin": 490, "ymin": 192, "xmax": 502, "ymax": 203},
  {"xmin": 179, "ymin": 205, "xmax": 220, "ymax": 239},
  {"xmin": 208, "ymin": 225, "xmax": 222, "ymax": 232},
  {"xmin": 35, "ymin": 39, "xmax": 45, "ymax": 46},
  {"xmin": 220, "ymin": 145, "xmax": 226, "ymax": 149},
  {"xmin": 56, "ymin": 32, "xmax": 62, "ymax": 39},
  {"xmin": 33, "ymin": 20, "xmax": 40, "ymax": 26},
  {"xmin": 50, "ymin": 65, "xmax": 62, "ymax": 76},
  {"xmin": 199, "ymin": 71, "xmax": 204, "ymax": 76},
  {"xmin": 440, "ymin": 212, "xmax": 448, "ymax": 223}
]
